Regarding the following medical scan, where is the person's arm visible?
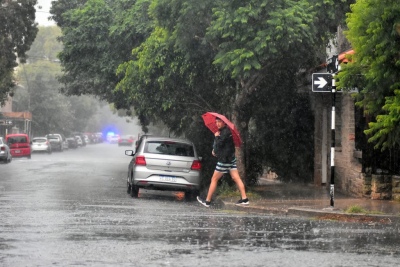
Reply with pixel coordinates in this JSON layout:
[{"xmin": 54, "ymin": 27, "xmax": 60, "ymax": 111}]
[{"xmin": 215, "ymin": 128, "xmax": 232, "ymax": 150}]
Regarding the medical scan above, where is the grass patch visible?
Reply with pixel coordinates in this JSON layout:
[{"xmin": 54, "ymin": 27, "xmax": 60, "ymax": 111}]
[{"xmin": 344, "ymin": 205, "xmax": 384, "ymax": 215}]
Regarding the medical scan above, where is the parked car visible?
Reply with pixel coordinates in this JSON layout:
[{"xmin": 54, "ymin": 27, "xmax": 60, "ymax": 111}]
[
  {"xmin": 73, "ymin": 133, "xmax": 87, "ymax": 146},
  {"xmin": 66, "ymin": 137, "xmax": 78, "ymax": 149},
  {"xmin": 46, "ymin": 134, "xmax": 64, "ymax": 152},
  {"xmin": 95, "ymin": 132, "xmax": 104, "ymax": 143},
  {"xmin": 0, "ymin": 137, "xmax": 12, "ymax": 163},
  {"xmin": 124, "ymin": 136, "xmax": 202, "ymax": 200},
  {"xmin": 31, "ymin": 137, "xmax": 52, "ymax": 154},
  {"xmin": 82, "ymin": 135, "xmax": 89, "ymax": 145},
  {"xmin": 62, "ymin": 138, "xmax": 69, "ymax": 150},
  {"xmin": 6, "ymin": 133, "xmax": 31, "ymax": 159},
  {"xmin": 85, "ymin": 132, "xmax": 97, "ymax": 144},
  {"xmin": 118, "ymin": 135, "xmax": 134, "ymax": 146},
  {"xmin": 75, "ymin": 136, "xmax": 83, "ymax": 147}
]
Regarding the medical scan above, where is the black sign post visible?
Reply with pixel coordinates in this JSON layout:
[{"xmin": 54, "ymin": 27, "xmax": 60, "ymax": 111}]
[
  {"xmin": 312, "ymin": 55, "xmax": 339, "ymax": 208},
  {"xmin": 329, "ymin": 74, "xmax": 336, "ymax": 208}
]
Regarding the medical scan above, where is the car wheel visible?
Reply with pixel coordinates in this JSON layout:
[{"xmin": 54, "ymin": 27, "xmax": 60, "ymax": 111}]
[
  {"xmin": 130, "ymin": 184, "xmax": 139, "ymax": 198},
  {"xmin": 127, "ymin": 181, "xmax": 131, "ymax": 194}
]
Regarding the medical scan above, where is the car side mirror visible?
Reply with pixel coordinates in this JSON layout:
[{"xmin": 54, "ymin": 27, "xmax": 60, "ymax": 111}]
[{"xmin": 125, "ymin": 150, "xmax": 135, "ymax": 156}]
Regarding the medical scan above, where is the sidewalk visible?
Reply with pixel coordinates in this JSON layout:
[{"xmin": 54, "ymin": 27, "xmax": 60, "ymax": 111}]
[{"xmin": 221, "ymin": 178, "xmax": 400, "ymax": 223}]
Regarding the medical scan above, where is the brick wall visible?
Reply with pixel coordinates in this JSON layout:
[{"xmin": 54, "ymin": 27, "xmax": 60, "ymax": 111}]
[
  {"xmin": 313, "ymin": 92, "xmax": 365, "ymax": 197},
  {"xmin": 334, "ymin": 94, "xmax": 364, "ymax": 196}
]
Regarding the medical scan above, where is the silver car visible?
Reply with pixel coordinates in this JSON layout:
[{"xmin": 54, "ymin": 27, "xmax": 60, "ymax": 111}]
[
  {"xmin": 0, "ymin": 137, "xmax": 12, "ymax": 163},
  {"xmin": 31, "ymin": 137, "xmax": 52, "ymax": 154},
  {"xmin": 125, "ymin": 136, "xmax": 202, "ymax": 200}
]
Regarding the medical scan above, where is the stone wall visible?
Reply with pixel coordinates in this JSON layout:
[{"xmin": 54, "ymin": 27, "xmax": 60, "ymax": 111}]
[
  {"xmin": 392, "ymin": 176, "xmax": 400, "ymax": 201},
  {"xmin": 371, "ymin": 174, "xmax": 392, "ymax": 200},
  {"xmin": 363, "ymin": 173, "xmax": 372, "ymax": 197}
]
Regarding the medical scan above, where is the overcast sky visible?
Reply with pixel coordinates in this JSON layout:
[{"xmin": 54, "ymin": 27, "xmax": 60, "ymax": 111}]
[{"xmin": 35, "ymin": 0, "xmax": 56, "ymax": 26}]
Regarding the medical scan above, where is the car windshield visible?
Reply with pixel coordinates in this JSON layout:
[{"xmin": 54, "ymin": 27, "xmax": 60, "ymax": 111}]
[{"xmin": 144, "ymin": 141, "xmax": 194, "ymax": 157}]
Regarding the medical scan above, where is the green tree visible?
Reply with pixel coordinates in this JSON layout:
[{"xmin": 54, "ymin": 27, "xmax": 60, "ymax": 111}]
[
  {"xmin": 338, "ymin": 0, "xmax": 400, "ymax": 150},
  {"xmin": 0, "ymin": 0, "xmax": 38, "ymax": 104},
  {"xmin": 13, "ymin": 26, "xmax": 102, "ymax": 136},
  {"xmin": 50, "ymin": 0, "xmax": 153, "ymax": 108},
  {"xmin": 117, "ymin": 0, "xmax": 349, "ymax": 182},
  {"xmin": 28, "ymin": 26, "xmax": 63, "ymax": 62},
  {"xmin": 14, "ymin": 61, "xmax": 75, "ymax": 136},
  {"xmin": 50, "ymin": 0, "xmax": 88, "ymax": 27},
  {"xmin": 52, "ymin": 0, "xmax": 354, "ymax": 183}
]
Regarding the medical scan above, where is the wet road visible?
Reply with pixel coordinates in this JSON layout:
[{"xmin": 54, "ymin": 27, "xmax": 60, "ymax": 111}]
[{"xmin": 1, "ymin": 143, "xmax": 400, "ymax": 266}]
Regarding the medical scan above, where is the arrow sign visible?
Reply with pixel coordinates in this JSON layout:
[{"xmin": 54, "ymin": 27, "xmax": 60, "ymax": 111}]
[
  {"xmin": 314, "ymin": 77, "xmax": 328, "ymax": 88},
  {"xmin": 312, "ymin": 73, "xmax": 332, "ymax": 92}
]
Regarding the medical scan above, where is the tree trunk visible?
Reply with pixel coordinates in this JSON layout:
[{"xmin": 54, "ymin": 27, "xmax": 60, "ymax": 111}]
[{"xmin": 232, "ymin": 97, "xmax": 251, "ymax": 184}]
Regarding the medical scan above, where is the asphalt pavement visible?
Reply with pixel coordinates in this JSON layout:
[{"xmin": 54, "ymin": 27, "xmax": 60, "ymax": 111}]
[{"xmin": 221, "ymin": 177, "xmax": 400, "ymax": 223}]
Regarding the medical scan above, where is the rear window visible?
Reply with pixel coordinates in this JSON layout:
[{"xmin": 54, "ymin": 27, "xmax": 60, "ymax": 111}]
[
  {"xmin": 144, "ymin": 141, "xmax": 194, "ymax": 157},
  {"xmin": 33, "ymin": 138, "xmax": 47, "ymax": 143},
  {"xmin": 48, "ymin": 137, "xmax": 60, "ymax": 141},
  {"xmin": 8, "ymin": 136, "xmax": 28, "ymax": 144}
]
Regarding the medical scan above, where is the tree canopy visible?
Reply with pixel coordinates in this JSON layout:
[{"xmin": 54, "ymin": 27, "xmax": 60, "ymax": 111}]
[
  {"xmin": 50, "ymin": 0, "xmax": 153, "ymax": 108},
  {"xmin": 50, "ymin": 0, "xmax": 353, "ymax": 183},
  {"xmin": 338, "ymin": 0, "xmax": 400, "ymax": 150},
  {"xmin": 0, "ymin": 0, "xmax": 38, "ymax": 104},
  {"xmin": 13, "ymin": 26, "xmax": 111, "ymax": 137}
]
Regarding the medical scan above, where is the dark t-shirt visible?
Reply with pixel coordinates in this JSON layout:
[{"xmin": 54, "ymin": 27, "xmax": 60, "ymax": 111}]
[{"xmin": 213, "ymin": 126, "xmax": 235, "ymax": 163}]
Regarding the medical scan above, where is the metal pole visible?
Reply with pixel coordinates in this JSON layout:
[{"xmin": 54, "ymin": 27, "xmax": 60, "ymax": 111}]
[{"xmin": 330, "ymin": 74, "xmax": 336, "ymax": 207}]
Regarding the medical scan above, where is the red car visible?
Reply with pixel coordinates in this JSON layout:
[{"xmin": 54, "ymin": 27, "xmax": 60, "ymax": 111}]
[
  {"xmin": 118, "ymin": 135, "xmax": 134, "ymax": 146},
  {"xmin": 6, "ymin": 133, "xmax": 31, "ymax": 159}
]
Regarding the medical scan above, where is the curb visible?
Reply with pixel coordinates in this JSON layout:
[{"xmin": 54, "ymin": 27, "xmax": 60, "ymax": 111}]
[
  {"xmin": 222, "ymin": 202, "xmax": 400, "ymax": 223},
  {"xmin": 288, "ymin": 207, "xmax": 400, "ymax": 223}
]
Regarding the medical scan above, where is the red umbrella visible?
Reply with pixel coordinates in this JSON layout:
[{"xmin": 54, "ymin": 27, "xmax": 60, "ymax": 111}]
[{"xmin": 202, "ymin": 112, "xmax": 242, "ymax": 147}]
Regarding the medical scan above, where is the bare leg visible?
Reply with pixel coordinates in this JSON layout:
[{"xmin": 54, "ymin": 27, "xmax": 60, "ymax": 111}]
[
  {"xmin": 230, "ymin": 169, "xmax": 247, "ymax": 199},
  {"xmin": 206, "ymin": 171, "xmax": 224, "ymax": 202}
]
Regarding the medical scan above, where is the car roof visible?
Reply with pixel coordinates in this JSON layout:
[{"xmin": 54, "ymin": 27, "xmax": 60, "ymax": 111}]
[{"xmin": 6, "ymin": 133, "xmax": 28, "ymax": 136}]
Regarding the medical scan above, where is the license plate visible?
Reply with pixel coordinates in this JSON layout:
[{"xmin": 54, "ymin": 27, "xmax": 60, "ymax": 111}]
[
  {"xmin": 15, "ymin": 150, "xmax": 21, "ymax": 153},
  {"xmin": 159, "ymin": 176, "xmax": 177, "ymax": 182}
]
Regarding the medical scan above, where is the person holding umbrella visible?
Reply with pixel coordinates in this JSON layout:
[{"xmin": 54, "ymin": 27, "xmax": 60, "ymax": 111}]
[{"xmin": 197, "ymin": 115, "xmax": 249, "ymax": 207}]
